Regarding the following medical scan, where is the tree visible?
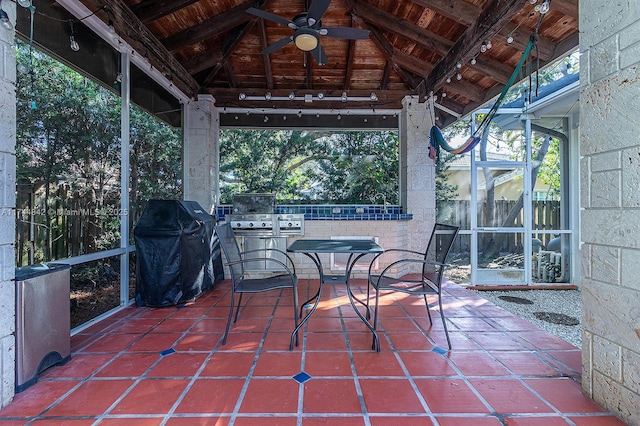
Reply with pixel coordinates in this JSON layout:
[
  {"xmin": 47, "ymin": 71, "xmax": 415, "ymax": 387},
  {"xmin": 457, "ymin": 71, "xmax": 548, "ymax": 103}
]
[
  {"xmin": 15, "ymin": 41, "xmax": 183, "ymax": 264},
  {"xmin": 219, "ymin": 130, "xmax": 399, "ymax": 204}
]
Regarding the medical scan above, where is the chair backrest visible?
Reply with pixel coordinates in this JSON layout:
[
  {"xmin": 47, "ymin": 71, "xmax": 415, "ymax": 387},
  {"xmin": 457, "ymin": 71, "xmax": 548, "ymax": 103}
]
[
  {"xmin": 423, "ymin": 223, "xmax": 460, "ymax": 283},
  {"xmin": 215, "ymin": 223, "xmax": 244, "ymax": 281}
]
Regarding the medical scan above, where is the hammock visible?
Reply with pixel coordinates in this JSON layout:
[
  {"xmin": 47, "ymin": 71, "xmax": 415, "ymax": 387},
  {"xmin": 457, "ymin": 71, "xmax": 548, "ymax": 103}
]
[{"xmin": 429, "ymin": 37, "xmax": 535, "ymax": 160}]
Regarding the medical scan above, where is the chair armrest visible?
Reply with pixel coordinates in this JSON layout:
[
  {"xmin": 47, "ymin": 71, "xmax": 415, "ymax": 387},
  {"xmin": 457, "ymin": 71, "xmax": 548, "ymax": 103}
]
[
  {"xmin": 225, "ymin": 256, "xmax": 297, "ymax": 277},
  {"xmin": 369, "ymin": 257, "xmax": 449, "ymax": 286},
  {"xmin": 367, "ymin": 249, "xmax": 427, "ymax": 276}
]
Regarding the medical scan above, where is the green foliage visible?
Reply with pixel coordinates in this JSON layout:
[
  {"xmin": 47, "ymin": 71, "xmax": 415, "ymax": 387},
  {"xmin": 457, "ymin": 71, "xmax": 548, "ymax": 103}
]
[
  {"xmin": 219, "ymin": 130, "xmax": 399, "ymax": 204},
  {"xmin": 15, "ymin": 41, "xmax": 182, "ymax": 264}
]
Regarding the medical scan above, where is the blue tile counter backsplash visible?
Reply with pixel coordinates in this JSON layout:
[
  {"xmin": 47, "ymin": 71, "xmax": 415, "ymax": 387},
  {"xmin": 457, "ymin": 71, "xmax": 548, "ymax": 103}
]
[{"xmin": 216, "ymin": 205, "xmax": 412, "ymax": 221}]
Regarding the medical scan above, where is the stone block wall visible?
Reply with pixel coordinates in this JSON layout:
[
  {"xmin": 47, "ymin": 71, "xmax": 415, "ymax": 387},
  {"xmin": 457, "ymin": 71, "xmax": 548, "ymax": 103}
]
[
  {"xmin": 183, "ymin": 95, "xmax": 219, "ymax": 213},
  {"xmin": 580, "ymin": 1, "xmax": 640, "ymax": 423},
  {"xmin": 0, "ymin": 1, "xmax": 16, "ymax": 408}
]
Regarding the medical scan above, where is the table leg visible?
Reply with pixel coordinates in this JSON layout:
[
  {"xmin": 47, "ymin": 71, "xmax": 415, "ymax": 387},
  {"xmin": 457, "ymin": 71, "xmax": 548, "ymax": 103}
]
[
  {"xmin": 290, "ymin": 252, "xmax": 324, "ymax": 350},
  {"xmin": 345, "ymin": 253, "xmax": 380, "ymax": 352}
]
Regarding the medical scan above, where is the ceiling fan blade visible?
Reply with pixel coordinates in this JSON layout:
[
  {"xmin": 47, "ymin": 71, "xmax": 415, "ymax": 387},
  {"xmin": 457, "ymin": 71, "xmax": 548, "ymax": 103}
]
[
  {"xmin": 311, "ymin": 44, "xmax": 327, "ymax": 66},
  {"xmin": 262, "ymin": 36, "xmax": 294, "ymax": 55},
  {"xmin": 307, "ymin": 0, "xmax": 331, "ymax": 25},
  {"xmin": 322, "ymin": 27, "xmax": 370, "ymax": 40},
  {"xmin": 247, "ymin": 7, "xmax": 295, "ymax": 27}
]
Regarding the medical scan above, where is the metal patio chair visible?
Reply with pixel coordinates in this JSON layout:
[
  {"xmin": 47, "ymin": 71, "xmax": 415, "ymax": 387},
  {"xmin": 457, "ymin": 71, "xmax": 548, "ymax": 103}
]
[
  {"xmin": 215, "ymin": 223, "xmax": 299, "ymax": 346},
  {"xmin": 366, "ymin": 223, "xmax": 460, "ymax": 350}
]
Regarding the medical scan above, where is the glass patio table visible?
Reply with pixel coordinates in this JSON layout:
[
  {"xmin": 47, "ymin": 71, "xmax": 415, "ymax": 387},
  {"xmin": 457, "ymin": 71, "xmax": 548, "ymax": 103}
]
[{"xmin": 287, "ymin": 239, "xmax": 384, "ymax": 351}]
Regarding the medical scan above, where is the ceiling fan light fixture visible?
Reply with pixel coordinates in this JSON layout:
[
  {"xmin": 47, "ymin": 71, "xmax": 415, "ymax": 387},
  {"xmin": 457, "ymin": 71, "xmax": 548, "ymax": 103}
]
[{"xmin": 294, "ymin": 31, "xmax": 318, "ymax": 51}]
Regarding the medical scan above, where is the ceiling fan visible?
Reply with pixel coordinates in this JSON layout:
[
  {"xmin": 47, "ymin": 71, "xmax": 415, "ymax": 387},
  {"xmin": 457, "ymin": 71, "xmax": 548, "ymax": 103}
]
[{"xmin": 247, "ymin": 0, "xmax": 370, "ymax": 65}]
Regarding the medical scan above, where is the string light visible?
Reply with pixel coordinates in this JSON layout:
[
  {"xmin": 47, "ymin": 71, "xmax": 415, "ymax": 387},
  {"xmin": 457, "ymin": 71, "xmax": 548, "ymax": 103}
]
[
  {"xmin": 446, "ymin": 76, "xmax": 451, "ymax": 83},
  {"xmin": 69, "ymin": 21, "xmax": 80, "ymax": 51},
  {"xmin": 18, "ymin": 0, "xmax": 32, "ymax": 7},
  {"xmin": 456, "ymin": 72, "xmax": 462, "ymax": 80},
  {"xmin": 539, "ymin": 0, "xmax": 550, "ymax": 14},
  {"xmin": 0, "ymin": 1, "xmax": 13, "ymax": 31},
  {"xmin": 470, "ymin": 56, "xmax": 477, "ymax": 65},
  {"xmin": 480, "ymin": 41, "xmax": 487, "ymax": 53},
  {"xmin": 507, "ymin": 33, "xmax": 514, "ymax": 44}
]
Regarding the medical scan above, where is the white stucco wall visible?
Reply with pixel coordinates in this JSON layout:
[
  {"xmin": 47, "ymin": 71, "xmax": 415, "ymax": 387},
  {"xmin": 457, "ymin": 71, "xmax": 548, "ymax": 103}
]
[
  {"xmin": 0, "ymin": 1, "xmax": 17, "ymax": 408},
  {"xmin": 580, "ymin": 1, "xmax": 640, "ymax": 423}
]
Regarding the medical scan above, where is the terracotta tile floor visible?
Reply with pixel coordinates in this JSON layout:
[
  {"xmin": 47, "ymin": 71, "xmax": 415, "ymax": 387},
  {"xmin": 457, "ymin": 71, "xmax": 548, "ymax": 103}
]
[{"xmin": 0, "ymin": 279, "xmax": 627, "ymax": 425}]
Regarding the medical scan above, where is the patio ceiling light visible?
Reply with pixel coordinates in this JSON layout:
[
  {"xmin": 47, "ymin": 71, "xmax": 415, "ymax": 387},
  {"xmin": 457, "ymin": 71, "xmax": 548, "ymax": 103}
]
[{"xmin": 293, "ymin": 30, "xmax": 318, "ymax": 51}]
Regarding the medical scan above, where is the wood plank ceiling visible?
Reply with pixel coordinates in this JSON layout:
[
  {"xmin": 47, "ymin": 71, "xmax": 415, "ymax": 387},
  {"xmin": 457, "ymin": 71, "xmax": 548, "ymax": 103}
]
[{"xmin": 80, "ymin": 0, "xmax": 578, "ymax": 125}]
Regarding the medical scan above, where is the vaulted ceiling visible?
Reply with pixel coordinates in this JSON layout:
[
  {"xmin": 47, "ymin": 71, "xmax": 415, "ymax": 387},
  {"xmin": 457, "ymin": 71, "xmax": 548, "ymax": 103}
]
[{"xmin": 63, "ymin": 0, "xmax": 579, "ymax": 125}]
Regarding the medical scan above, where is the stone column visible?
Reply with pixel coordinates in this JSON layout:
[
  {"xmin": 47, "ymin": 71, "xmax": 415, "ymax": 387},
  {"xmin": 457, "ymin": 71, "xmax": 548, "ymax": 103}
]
[
  {"xmin": 183, "ymin": 95, "xmax": 219, "ymax": 213},
  {"xmin": 0, "ymin": 1, "xmax": 17, "ymax": 408},
  {"xmin": 580, "ymin": 1, "xmax": 640, "ymax": 422},
  {"xmin": 399, "ymin": 95, "xmax": 436, "ymax": 252}
]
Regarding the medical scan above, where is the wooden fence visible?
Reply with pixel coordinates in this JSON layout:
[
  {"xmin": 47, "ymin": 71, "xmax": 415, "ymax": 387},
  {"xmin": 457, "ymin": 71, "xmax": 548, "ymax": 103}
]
[{"xmin": 437, "ymin": 200, "xmax": 562, "ymax": 253}]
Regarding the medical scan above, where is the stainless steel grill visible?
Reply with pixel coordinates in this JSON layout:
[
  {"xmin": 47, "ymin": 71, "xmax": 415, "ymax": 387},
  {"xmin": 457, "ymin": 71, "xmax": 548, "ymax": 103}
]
[{"xmin": 226, "ymin": 194, "xmax": 304, "ymax": 236}]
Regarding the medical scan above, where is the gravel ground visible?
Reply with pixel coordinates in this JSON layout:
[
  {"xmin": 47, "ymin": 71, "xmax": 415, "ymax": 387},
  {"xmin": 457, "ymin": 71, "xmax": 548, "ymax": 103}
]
[{"xmin": 470, "ymin": 289, "xmax": 582, "ymax": 349}]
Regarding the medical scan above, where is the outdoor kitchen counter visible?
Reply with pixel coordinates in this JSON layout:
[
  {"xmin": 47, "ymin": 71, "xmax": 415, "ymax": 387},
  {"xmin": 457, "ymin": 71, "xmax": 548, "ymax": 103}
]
[{"xmin": 218, "ymin": 204, "xmax": 413, "ymax": 222}]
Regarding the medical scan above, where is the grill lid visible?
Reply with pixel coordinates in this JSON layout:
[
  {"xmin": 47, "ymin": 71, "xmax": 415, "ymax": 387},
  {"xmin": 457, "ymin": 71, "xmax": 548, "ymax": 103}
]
[{"xmin": 232, "ymin": 193, "xmax": 276, "ymax": 214}]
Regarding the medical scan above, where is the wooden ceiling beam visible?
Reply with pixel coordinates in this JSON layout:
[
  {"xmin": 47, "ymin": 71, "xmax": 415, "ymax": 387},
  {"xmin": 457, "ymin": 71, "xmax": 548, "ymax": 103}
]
[
  {"xmin": 380, "ymin": 61, "xmax": 393, "ymax": 90},
  {"xmin": 423, "ymin": 0, "xmax": 529, "ymax": 95},
  {"xmin": 200, "ymin": 18, "xmax": 259, "ymax": 89},
  {"xmin": 348, "ymin": 10, "xmax": 421, "ymax": 91},
  {"xmin": 548, "ymin": 0, "xmax": 578, "ymax": 20},
  {"xmin": 472, "ymin": 56, "xmax": 515, "ymax": 85},
  {"xmin": 351, "ymin": 0, "xmax": 453, "ymax": 55},
  {"xmin": 78, "ymin": 0, "xmax": 199, "ymax": 97},
  {"xmin": 499, "ymin": 21, "xmax": 554, "ymax": 61},
  {"xmin": 343, "ymin": 39, "xmax": 356, "ymax": 91},
  {"xmin": 410, "ymin": 0, "xmax": 480, "ymax": 26},
  {"xmin": 162, "ymin": 1, "xmax": 255, "ymax": 52},
  {"xmin": 442, "ymin": 79, "xmax": 486, "ymax": 103},
  {"xmin": 258, "ymin": 18, "xmax": 275, "ymax": 90},
  {"xmin": 130, "ymin": 0, "xmax": 199, "ymax": 24}
]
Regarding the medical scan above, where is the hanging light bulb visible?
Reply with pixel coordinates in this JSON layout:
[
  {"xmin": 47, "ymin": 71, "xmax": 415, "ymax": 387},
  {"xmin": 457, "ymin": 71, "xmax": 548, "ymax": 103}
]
[
  {"xmin": 341, "ymin": 91, "xmax": 348, "ymax": 102},
  {"xmin": 264, "ymin": 92, "xmax": 272, "ymax": 101},
  {"xmin": 446, "ymin": 76, "xmax": 451, "ymax": 84},
  {"xmin": 238, "ymin": 92, "xmax": 246, "ymax": 100},
  {"xmin": 456, "ymin": 72, "xmax": 462, "ymax": 80},
  {"xmin": 529, "ymin": 0, "xmax": 537, "ymax": 4},
  {"xmin": 337, "ymin": 113, "xmax": 342, "ymax": 120},
  {"xmin": 288, "ymin": 91, "xmax": 296, "ymax": 100},
  {"xmin": 470, "ymin": 56, "xmax": 477, "ymax": 65},
  {"xmin": 264, "ymin": 115, "xmax": 269, "ymax": 122},
  {"xmin": 456, "ymin": 62, "xmax": 462, "ymax": 69},
  {"xmin": 507, "ymin": 33, "xmax": 514, "ymax": 44},
  {"xmin": 0, "ymin": 3, "xmax": 13, "ymax": 31},
  {"xmin": 480, "ymin": 41, "xmax": 487, "ymax": 53},
  {"xmin": 539, "ymin": 0, "xmax": 550, "ymax": 13},
  {"xmin": 18, "ymin": 0, "xmax": 32, "ymax": 7},
  {"xmin": 441, "ymin": 91, "xmax": 447, "ymax": 98},
  {"xmin": 70, "ymin": 35, "xmax": 80, "ymax": 51},
  {"xmin": 69, "ymin": 21, "xmax": 80, "ymax": 51},
  {"xmin": 486, "ymin": 39, "xmax": 492, "ymax": 49}
]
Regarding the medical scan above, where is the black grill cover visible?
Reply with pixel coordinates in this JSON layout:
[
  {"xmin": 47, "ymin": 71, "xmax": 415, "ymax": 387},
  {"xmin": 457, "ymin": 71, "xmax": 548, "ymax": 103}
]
[{"xmin": 134, "ymin": 200, "xmax": 224, "ymax": 307}]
